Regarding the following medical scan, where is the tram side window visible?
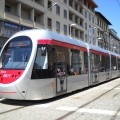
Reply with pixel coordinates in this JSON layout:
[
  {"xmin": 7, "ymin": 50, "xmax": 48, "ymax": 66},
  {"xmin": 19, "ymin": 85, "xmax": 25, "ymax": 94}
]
[
  {"xmin": 118, "ymin": 58, "xmax": 120, "ymax": 70},
  {"xmin": 105, "ymin": 56, "xmax": 110, "ymax": 71},
  {"xmin": 91, "ymin": 53, "xmax": 100, "ymax": 72},
  {"xmin": 83, "ymin": 51, "xmax": 88, "ymax": 74},
  {"xmin": 32, "ymin": 45, "xmax": 69, "ymax": 79},
  {"xmin": 70, "ymin": 50, "xmax": 81, "ymax": 75},
  {"xmin": 111, "ymin": 56, "xmax": 117, "ymax": 70},
  {"xmin": 48, "ymin": 46, "xmax": 69, "ymax": 77},
  {"xmin": 34, "ymin": 47, "xmax": 48, "ymax": 69},
  {"xmin": 69, "ymin": 50, "xmax": 87, "ymax": 75},
  {"xmin": 98, "ymin": 55, "xmax": 110, "ymax": 72},
  {"xmin": 31, "ymin": 46, "xmax": 52, "ymax": 79},
  {"xmin": 100, "ymin": 55, "xmax": 106, "ymax": 72}
]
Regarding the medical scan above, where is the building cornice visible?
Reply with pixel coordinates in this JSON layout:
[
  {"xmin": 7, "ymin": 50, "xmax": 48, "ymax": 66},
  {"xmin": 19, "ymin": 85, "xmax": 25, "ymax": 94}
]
[{"xmin": 95, "ymin": 11, "xmax": 112, "ymax": 25}]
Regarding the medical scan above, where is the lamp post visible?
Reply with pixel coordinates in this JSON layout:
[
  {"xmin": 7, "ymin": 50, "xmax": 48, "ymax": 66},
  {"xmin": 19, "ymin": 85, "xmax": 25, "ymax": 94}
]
[
  {"xmin": 113, "ymin": 46, "xmax": 116, "ymax": 53},
  {"xmin": 89, "ymin": 27, "xmax": 96, "ymax": 44},
  {"xmin": 70, "ymin": 23, "xmax": 76, "ymax": 38}
]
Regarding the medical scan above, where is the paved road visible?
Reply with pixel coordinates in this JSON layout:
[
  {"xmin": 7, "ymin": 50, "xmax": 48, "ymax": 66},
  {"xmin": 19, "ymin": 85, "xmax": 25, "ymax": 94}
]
[{"xmin": 1, "ymin": 78, "xmax": 120, "ymax": 120}]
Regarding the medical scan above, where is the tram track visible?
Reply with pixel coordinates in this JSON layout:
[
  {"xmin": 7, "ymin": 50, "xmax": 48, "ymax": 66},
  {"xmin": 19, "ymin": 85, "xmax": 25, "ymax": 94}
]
[
  {"xmin": 110, "ymin": 107, "xmax": 120, "ymax": 120},
  {"xmin": 0, "ymin": 106, "xmax": 26, "ymax": 115},
  {"xmin": 0, "ymin": 99, "xmax": 37, "ymax": 115},
  {"xmin": 0, "ymin": 97, "xmax": 57, "ymax": 115},
  {"xmin": 56, "ymin": 80, "xmax": 120, "ymax": 120},
  {"xmin": 0, "ymin": 79, "xmax": 120, "ymax": 118}
]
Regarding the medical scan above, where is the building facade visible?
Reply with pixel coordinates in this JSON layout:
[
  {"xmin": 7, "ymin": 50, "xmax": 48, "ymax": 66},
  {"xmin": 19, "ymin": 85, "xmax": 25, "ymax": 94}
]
[
  {"xmin": 0, "ymin": 0, "xmax": 119, "ymax": 53},
  {"xmin": 109, "ymin": 29, "xmax": 120, "ymax": 54},
  {"xmin": 0, "ymin": 0, "xmax": 98, "ymax": 47},
  {"xmin": 95, "ymin": 11, "xmax": 120, "ymax": 53},
  {"xmin": 95, "ymin": 11, "xmax": 112, "ymax": 50}
]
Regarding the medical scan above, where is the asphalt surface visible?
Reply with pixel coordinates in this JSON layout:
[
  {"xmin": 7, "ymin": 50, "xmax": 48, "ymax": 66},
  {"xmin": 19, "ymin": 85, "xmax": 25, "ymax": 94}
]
[{"xmin": 0, "ymin": 78, "xmax": 120, "ymax": 120}]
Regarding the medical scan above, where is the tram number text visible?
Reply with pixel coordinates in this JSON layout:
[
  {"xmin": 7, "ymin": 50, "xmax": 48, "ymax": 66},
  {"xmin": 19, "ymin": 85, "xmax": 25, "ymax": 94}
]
[{"xmin": 3, "ymin": 74, "xmax": 11, "ymax": 78}]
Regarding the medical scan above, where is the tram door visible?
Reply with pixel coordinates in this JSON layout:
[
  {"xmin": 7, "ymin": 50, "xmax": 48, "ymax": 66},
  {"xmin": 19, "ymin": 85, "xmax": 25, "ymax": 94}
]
[
  {"xmin": 55, "ymin": 62, "xmax": 67, "ymax": 95},
  {"xmin": 90, "ymin": 53, "xmax": 99, "ymax": 84},
  {"xmin": 118, "ymin": 58, "xmax": 120, "ymax": 77},
  {"xmin": 49, "ymin": 46, "xmax": 67, "ymax": 95}
]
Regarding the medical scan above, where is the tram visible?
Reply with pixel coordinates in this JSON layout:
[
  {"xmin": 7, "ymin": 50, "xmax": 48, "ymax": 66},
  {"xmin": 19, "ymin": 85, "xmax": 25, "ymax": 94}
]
[{"xmin": 0, "ymin": 29, "xmax": 120, "ymax": 100}]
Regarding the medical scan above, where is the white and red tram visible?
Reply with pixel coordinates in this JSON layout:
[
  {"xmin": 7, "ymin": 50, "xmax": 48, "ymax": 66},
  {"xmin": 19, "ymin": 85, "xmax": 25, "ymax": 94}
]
[{"xmin": 0, "ymin": 29, "xmax": 120, "ymax": 100}]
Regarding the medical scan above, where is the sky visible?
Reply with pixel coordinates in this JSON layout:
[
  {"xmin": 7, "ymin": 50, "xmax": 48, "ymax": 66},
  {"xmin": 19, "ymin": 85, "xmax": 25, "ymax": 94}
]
[{"xmin": 94, "ymin": 0, "xmax": 120, "ymax": 38}]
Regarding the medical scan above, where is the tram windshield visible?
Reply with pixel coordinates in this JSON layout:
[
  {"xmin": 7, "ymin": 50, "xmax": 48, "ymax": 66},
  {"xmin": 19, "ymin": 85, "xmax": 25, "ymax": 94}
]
[{"xmin": 0, "ymin": 36, "xmax": 32, "ymax": 69}]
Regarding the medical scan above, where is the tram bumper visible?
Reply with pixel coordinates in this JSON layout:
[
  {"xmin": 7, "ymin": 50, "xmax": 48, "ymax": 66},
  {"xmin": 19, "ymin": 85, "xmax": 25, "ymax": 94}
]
[{"xmin": 0, "ymin": 85, "xmax": 25, "ymax": 100}]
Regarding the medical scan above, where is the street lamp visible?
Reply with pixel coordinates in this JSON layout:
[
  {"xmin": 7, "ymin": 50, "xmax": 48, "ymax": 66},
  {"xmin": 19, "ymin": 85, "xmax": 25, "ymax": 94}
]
[
  {"xmin": 70, "ymin": 23, "xmax": 76, "ymax": 38},
  {"xmin": 97, "ymin": 37, "xmax": 102, "ymax": 40},
  {"xmin": 97, "ymin": 37, "xmax": 103, "ymax": 47},
  {"xmin": 47, "ymin": 2, "xmax": 57, "ymax": 10},
  {"xmin": 52, "ymin": 3, "xmax": 57, "ymax": 7},
  {"xmin": 96, "ymin": 30, "xmax": 109, "ymax": 49}
]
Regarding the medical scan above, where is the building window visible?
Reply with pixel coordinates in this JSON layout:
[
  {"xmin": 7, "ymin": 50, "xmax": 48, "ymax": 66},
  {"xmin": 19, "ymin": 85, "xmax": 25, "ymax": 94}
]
[
  {"xmin": 5, "ymin": 5, "xmax": 11, "ymax": 12},
  {"xmin": 35, "ymin": 0, "xmax": 44, "ymax": 6},
  {"xmin": 92, "ymin": 16, "xmax": 94, "ymax": 24},
  {"xmin": 84, "ymin": 1, "xmax": 87, "ymax": 6},
  {"xmin": 80, "ymin": 31, "xmax": 84, "ymax": 39},
  {"xmin": 85, "ymin": 11, "xmax": 87, "ymax": 18},
  {"xmin": 4, "ymin": 22, "xmax": 18, "ymax": 38},
  {"xmin": 56, "ymin": 21, "xmax": 60, "ymax": 32},
  {"xmin": 85, "ymin": 22, "xmax": 87, "ymax": 30},
  {"xmin": 64, "ymin": 0, "xmax": 67, "ymax": 4},
  {"xmin": 48, "ymin": 0, "xmax": 52, "ymax": 11},
  {"xmin": 34, "ymin": 16, "xmax": 37, "ymax": 21},
  {"xmin": 64, "ymin": 25, "xmax": 67, "ymax": 35},
  {"xmin": 47, "ymin": 18, "xmax": 52, "ymax": 29},
  {"xmin": 71, "ymin": 50, "xmax": 81, "ymax": 74},
  {"xmin": 85, "ymin": 34, "xmax": 87, "ymax": 43},
  {"xmin": 88, "ymin": 4, "xmax": 90, "ymax": 9},
  {"xmin": 93, "ymin": 28, "xmax": 95, "ymax": 34},
  {"xmin": 56, "ymin": 5, "xmax": 60, "ymax": 15},
  {"xmin": 80, "ymin": 19, "xmax": 83, "ymax": 27},
  {"xmin": 64, "ymin": 9, "xmax": 67, "ymax": 19},
  {"xmin": 89, "ymin": 13, "xmax": 91, "ymax": 21},
  {"xmin": 80, "ymin": 7, "xmax": 83, "ymax": 14}
]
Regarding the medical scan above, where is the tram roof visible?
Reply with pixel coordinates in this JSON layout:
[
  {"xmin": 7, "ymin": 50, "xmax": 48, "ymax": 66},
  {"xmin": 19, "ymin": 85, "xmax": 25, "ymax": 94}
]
[
  {"xmin": 10, "ymin": 29, "xmax": 87, "ymax": 48},
  {"xmin": 110, "ymin": 51, "xmax": 120, "ymax": 57},
  {"xmin": 8, "ymin": 29, "xmax": 120, "ymax": 57},
  {"xmin": 88, "ymin": 44, "xmax": 110, "ymax": 54}
]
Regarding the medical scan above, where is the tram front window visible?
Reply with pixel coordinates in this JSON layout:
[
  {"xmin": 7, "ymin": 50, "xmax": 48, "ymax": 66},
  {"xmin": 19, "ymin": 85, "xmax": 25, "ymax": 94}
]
[{"xmin": 0, "ymin": 36, "xmax": 32, "ymax": 69}]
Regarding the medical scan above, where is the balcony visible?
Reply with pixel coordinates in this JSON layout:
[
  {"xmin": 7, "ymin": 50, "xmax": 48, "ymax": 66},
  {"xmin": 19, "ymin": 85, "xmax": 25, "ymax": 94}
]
[{"xmin": 4, "ymin": 12, "xmax": 20, "ymax": 24}]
